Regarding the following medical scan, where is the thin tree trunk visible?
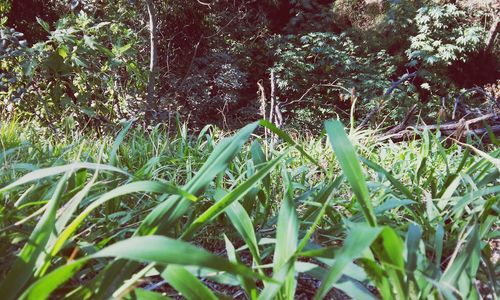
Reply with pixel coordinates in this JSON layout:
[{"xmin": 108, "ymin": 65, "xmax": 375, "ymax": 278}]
[
  {"xmin": 269, "ymin": 70, "xmax": 275, "ymax": 125},
  {"xmin": 485, "ymin": 16, "xmax": 499, "ymax": 53},
  {"xmin": 145, "ymin": 0, "xmax": 157, "ymax": 111}
]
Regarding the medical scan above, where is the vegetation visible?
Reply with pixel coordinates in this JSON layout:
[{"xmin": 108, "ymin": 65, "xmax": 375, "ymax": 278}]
[{"xmin": 0, "ymin": 0, "xmax": 498, "ymax": 299}]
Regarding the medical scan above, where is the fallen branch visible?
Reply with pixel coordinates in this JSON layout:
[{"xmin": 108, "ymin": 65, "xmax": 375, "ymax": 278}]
[
  {"xmin": 381, "ymin": 113, "xmax": 499, "ymax": 142},
  {"xmin": 382, "ymin": 124, "xmax": 500, "ymax": 143}
]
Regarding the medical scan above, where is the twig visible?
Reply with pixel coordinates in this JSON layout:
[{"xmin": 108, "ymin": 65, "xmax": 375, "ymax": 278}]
[
  {"xmin": 452, "ymin": 87, "xmax": 499, "ymax": 120},
  {"xmin": 282, "ymin": 82, "xmax": 348, "ymax": 108},
  {"xmin": 359, "ymin": 71, "xmax": 418, "ymax": 128}
]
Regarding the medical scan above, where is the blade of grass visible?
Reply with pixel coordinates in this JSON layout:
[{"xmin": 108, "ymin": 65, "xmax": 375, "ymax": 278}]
[
  {"xmin": 0, "ymin": 173, "xmax": 70, "ymax": 300},
  {"xmin": 181, "ymin": 152, "xmax": 287, "ymax": 240},
  {"xmin": 273, "ymin": 167, "xmax": 298, "ymax": 299},
  {"xmin": 314, "ymin": 223, "xmax": 382, "ymax": 299},
  {"xmin": 325, "ymin": 120, "xmax": 377, "ymax": 227},
  {"xmin": 0, "ymin": 162, "xmax": 129, "ymax": 194},
  {"xmin": 216, "ymin": 189, "xmax": 261, "ymax": 265},
  {"xmin": 109, "ymin": 119, "xmax": 134, "ymax": 166},
  {"xmin": 161, "ymin": 265, "xmax": 218, "ymax": 300},
  {"xmin": 21, "ymin": 236, "xmax": 270, "ymax": 300}
]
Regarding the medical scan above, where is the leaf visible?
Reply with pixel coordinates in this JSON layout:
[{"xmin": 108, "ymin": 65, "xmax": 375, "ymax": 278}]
[
  {"xmin": 0, "ymin": 162, "xmax": 129, "ymax": 194},
  {"xmin": 371, "ymin": 227, "xmax": 407, "ymax": 298},
  {"xmin": 21, "ymin": 236, "xmax": 269, "ymax": 300},
  {"xmin": 139, "ymin": 122, "xmax": 259, "ymax": 236},
  {"xmin": 314, "ymin": 224, "xmax": 382, "ymax": 299},
  {"xmin": 36, "ymin": 17, "xmax": 50, "ymax": 32},
  {"xmin": 406, "ymin": 223, "xmax": 422, "ymax": 279},
  {"xmin": 361, "ymin": 158, "xmax": 414, "ymax": 199},
  {"xmin": 224, "ymin": 235, "xmax": 258, "ymax": 299},
  {"xmin": 325, "ymin": 120, "xmax": 377, "ymax": 226},
  {"xmin": 273, "ymin": 168, "xmax": 299, "ymax": 299},
  {"xmin": 0, "ymin": 173, "xmax": 70, "ymax": 300},
  {"xmin": 259, "ymin": 120, "xmax": 322, "ymax": 169},
  {"xmin": 181, "ymin": 151, "xmax": 286, "ymax": 240},
  {"xmin": 109, "ymin": 119, "xmax": 134, "ymax": 166},
  {"xmin": 125, "ymin": 289, "xmax": 172, "ymax": 300},
  {"xmin": 89, "ymin": 122, "xmax": 260, "ymax": 298},
  {"xmin": 217, "ymin": 190, "xmax": 261, "ymax": 265},
  {"xmin": 161, "ymin": 265, "xmax": 218, "ymax": 300},
  {"xmin": 48, "ymin": 181, "xmax": 196, "ymax": 263},
  {"xmin": 441, "ymin": 225, "xmax": 480, "ymax": 286}
]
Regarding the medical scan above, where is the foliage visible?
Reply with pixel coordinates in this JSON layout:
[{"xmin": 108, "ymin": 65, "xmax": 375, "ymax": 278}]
[
  {"xmin": 0, "ymin": 117, "xmax": 498, "ymax": 299},
  {"xmin": 407, "ymin": 4, "xmax": 486, "ymax": 67},
  {"xmin": 1, "ymin": 0, "xmax": 498, "ymax": 129},
  {"xmin": 272, "ymin": 32, "xmax": 395, "ymax": 128},
  {"xmin": 1, "ymin": 12, "xmax": 145, "ymax": 128}
]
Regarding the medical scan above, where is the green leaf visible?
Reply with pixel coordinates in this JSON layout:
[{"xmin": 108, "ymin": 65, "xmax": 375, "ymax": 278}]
[
  {"xmin": 125, "ymin": 289, "xmax": 172, "ymax": 300},
  {"xmin": 314, "ymin": 224, "xmax": 382, "ymax": 299},
  {"xmin": 325, "ymin": 120, "xmax": 377, "ymax": 226},
  {"xmin": 217, "ymin": 190, "xmax": 261, "ymax": 265},
  {"xmin": 0, "ymin": 162, "xmax": 129, "ymax": 194},
  {"xmin": 49, "ymin": 181, "xmax": 196, "ymax": 263},
  {"xmin": 21, "ymin": 236, "xmax": 269, "ymax": 300},
  {"xmin": 259, "ymin": 120, "xmax": 322, "ymax": 169},
  {"xmin": 109, "ymin": 119, "xmax": 134, "ymax": 166},
  {"xmin": 161, "ymin": 265, "xmax": 218, "ymax": 300},
  {"xmin": 0, "ymin": 173, "xmax": 70, "ymax": 300},
  {"xmin": 181, "ymin": 151, "xmax": 286, "ymax": 240},
  {"xmin": 361, "ymin": 158, "xmax": 414, "ymax": 199}
]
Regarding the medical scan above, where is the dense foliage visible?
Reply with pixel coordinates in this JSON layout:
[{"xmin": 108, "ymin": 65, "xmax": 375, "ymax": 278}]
[
  {"xmin": 1, "ymin": 0, "xmax": 498, "ymax": 129},
  {"xmin": 0, "ymin": 0, "xmax": 498, "ymax": 299},
  {"xmin": 0, "ymin": 117, "xmax": 498, "ymax": 299}
]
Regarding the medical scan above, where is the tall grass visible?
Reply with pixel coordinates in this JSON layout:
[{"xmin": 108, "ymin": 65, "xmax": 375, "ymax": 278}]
[{"xmin": 0, "ymin": 117, "xmax": 498, "ymax": 299}]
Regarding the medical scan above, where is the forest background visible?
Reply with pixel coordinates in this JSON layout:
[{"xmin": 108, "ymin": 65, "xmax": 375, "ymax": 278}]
[{"xmin": 1, "ymin": 0, "xmax": 498, "ymax": 132}]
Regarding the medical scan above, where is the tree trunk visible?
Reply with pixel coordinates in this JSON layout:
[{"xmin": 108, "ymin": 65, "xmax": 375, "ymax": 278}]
[
  {"xmin": 485, "ymin": 16, "xmax": 499, "ymax": 53},
  {"xmin": 145, "ymin": 0, "xmax": 157, "ymax": 111}
]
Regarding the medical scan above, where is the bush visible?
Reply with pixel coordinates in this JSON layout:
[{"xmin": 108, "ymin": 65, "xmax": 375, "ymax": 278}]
[{"xmin": 1, "ymin": 12, "xmax": 145, "ymax": 129}]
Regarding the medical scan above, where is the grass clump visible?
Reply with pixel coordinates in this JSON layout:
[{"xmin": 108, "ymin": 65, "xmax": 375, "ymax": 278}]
[{"xmin": 0, "ymin": 117, "xmax": 498, "ymax": 299}]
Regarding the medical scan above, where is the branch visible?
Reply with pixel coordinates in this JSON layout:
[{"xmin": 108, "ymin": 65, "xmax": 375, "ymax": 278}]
[
  {"xmin": 452, "ymin": 87, "xmax": 499, "ymax": 119},
  {"xmin": 383, "ymin": 125, "xmax": 500, "ymax": 143},
  {"xmin": 381, "ymin": 113, "xmax": 500, "ymax": 142},
  {"xmin": 282, "ymin": 82, "xmax": 349, "ymax": 108},
  {"xmin": 359, "ymin": 71, "xmax": 418, "ymax": 128}
]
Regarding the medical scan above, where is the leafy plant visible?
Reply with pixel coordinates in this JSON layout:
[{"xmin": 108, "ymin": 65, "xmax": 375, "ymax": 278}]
[
  {"xmin": 0, "ymin": 117, "xmax": 497, "ymax": 299},
  {"xmin": 408, "ymin": 4, "xmax": 485, "ymax": 67},
  {"xmin": 1, "ymin": 12, "xmax": 144, "ymax": 129}
]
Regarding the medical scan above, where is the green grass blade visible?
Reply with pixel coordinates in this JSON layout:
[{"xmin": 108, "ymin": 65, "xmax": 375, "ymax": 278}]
[
  {"xmin": 0, "ymin": 162, "xmax": 129, "ymax": 194},
  {"xmin": 217, "ymin": 189, "xmax": 261, "ymax": 265},
  {"xmin": 181, "ymin": 152, "xmax": 286, "ymax": 240},
  {"xmin": 138, "ymin": 121, "xmax": 259, "ymax": 236},
  {"xmin": 406, "ymin": 223, "xmax": 422, "ymax": 284},
  {"xmin": 161, "ymin": 265, "xmax": 218, "ymax": 300},
  {"xmin": 325, "ymin": 120, "xmax": 377, "ymax": 227},
  {"xmin": 314, "ymin": 223, "xmax": 382, "ymax": 299},
  {"xmin": 297, "ymin": 177, "xmax": 340, "ymax": 253},
  {"xmin": 0, "ymin": 173, "xmax": 70, "ymax": 300},
  {"xmin": 89, "ymin": 122, "xmax": 260, "ymax": 298},
  {"xmin": 259, "ymin": 119, "xmax": 322, "ymax": 169},
  {"xmin": 273, "ymin": 167, "xmax": 299, "ymax": 299},
  {"xmin": 124, "ymin": 289, "xmax": 172, "ymax": 300},
  {"xmin": 22, "ymin": 236, "xmax": 269, "ymax": 300},
  {"xmin": 441, "ymin": 225, "xmax": 480, "ymax": 286},
  {"xmin": 37, "ymin": 173, "xmax": 99, "ymax": 276},
  {"xmin": 48, "ymin": 181, "xmax": 195, "ymax": 262},
  {"xmin": 371, "ymin": 227, "xmax": 407, "ymax": 298},
  {"xmin": 109, "ymin": 119, "xmax": 134, "ymax": 166},
  {"xmin": 224, "ymin": 235, "xmax": 259, "ymax": 300},
  {"xmin": 361, "ymin": 157, "xmax": 414, "ymax": 200}
]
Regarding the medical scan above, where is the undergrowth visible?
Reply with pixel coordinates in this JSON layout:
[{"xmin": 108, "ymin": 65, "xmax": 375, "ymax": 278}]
[{"xmin": 0, "ymin": 117, "xmax": 498, "ymax": 299}]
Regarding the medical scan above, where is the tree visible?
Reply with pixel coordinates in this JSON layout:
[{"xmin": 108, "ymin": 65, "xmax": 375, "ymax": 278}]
[{"xmin": 144, "ymin": 0, "xmax": 157, "ymax": 112}]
